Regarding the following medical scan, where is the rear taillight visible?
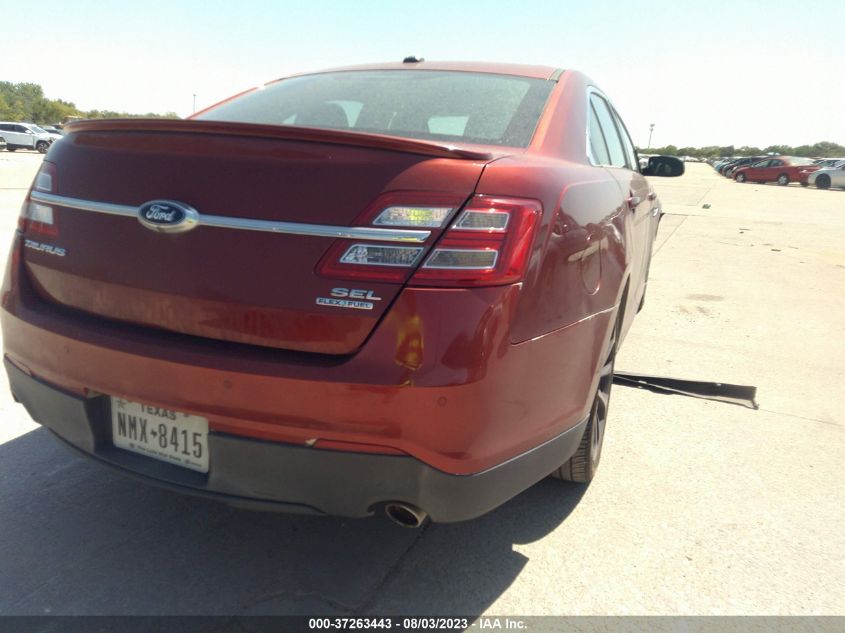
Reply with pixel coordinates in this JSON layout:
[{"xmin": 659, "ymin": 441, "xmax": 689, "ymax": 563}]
[
  {"xmin": 316, "ymin": 192, "xmax": 464, "ymax": 283},
  {"xmin": 20, "ymin": 162, "xmax": 58, "ymax": 237},
  {"xmin": 317, "ymin": 194, "xmax": 542, "ymax": 287},
  {"xmin": 411, "ymin": 196, "xmax": 542, "ymax": 287}
]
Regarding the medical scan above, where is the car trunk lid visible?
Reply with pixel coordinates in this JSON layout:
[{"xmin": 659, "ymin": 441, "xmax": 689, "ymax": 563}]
[{"xmin": 22, "ymin": 119, "xmax": 494, "ymax": 354}]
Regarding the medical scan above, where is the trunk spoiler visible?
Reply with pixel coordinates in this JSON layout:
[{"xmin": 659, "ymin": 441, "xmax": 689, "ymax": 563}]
[{"xmin": 64, "ymin": 118, "xmax": 498, "ymax": 161}]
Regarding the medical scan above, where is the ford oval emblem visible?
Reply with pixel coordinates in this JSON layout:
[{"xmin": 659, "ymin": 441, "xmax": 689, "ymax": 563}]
[{"xmin": 137, "ymin": 200, "xmax": 200, "ymax": 233}]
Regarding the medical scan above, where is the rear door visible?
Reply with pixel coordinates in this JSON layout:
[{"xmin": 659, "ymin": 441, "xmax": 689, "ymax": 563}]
[{"xmin": 588, "ymin": 93, "xmax": 652, "ymax": 312}]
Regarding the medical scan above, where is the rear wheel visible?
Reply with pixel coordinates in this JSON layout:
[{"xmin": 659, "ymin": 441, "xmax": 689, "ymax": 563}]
[
  {"xmin": 6, "ymin": 146, "xmax": 15, "ymax": 152},
  {"xmin": 36, "ymin": 141, "xmax": 49, "ymax": 154},
  {"xmin": 816, "ymin": 174, "xmax": 831, "ymax": 190},
  {"xmin": 552, "ymin": 312, "xmax": 618, "ymax": 482},
  {"xmin": 735, "ymin": 172, "xmax": 747, "ymax": 183},
  {"xmin": 777, "ymin": 173, "xmax": 789, "ymax": 186}
]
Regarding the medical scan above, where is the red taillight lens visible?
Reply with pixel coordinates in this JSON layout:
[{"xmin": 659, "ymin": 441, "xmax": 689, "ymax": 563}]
[
  {"xmin": 20, "ymin": 162, "xmax": 58, "ymax": 237},
  {"xmin": 410, "ymin": 196, "xmax": 542, "ymax": 287},
  {"xmin": 316, "ymin": 194, "xmax": 542, "ymax": 288}
]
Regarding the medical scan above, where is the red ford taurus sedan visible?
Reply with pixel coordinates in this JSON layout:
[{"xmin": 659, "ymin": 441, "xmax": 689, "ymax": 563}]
[
  {"xmin": 2, "ymin": 60, "xmax": 683, "ymax": 525},
  {"xmin": 733, "ymin": 155, "xmax": 817, "ymax": 185}
]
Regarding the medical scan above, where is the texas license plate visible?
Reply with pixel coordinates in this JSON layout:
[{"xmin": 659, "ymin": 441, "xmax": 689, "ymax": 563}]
[{"xmin": 111, "ymin": 397, "xmax": 209, "ymax": 473}]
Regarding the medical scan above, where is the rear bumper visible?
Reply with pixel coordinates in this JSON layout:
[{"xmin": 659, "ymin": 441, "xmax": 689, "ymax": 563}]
[
  {"xmin": 2, "ymin": 251, "xmax": 610, "ymax": 475},
  {"xmin": 7, "ymin": 359, "xmax": 587, "ymax": 521},
  {"xmin": 2, "ymin": 243, "xmax": 612, "ymax": 518}
]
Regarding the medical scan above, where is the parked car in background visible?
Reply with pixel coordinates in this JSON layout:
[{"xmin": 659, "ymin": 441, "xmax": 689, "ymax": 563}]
[
  {"xmin": 30, "ymin": 124, "xmax": 62, "ymax": 143},
  {"xmin": 713, "ymin": 157, "xmax": 740, "ymax": 173},
  {"xmin": 734, "ymin": 156, "xmax": 817, "ymax": 185},
  {"xmin": 0, "ymin": 122, "xmax": 53, "ymax": 153},
  {"xmin": 717, "ymin": 159, "xmax": 739, "ymax": 175},
  {"xmin": 2, "ymin": 60, "xmax": 685, "ymax": 524},
  {"xmin": 806, "ymin": 160, "xmax": 845, "ymax": 190},
  {"xmin": 718, "ymin": 157, "xmax": 752, "ymax": 176},
  {"xmin": 811, "ymin": 158, "xmax": 845, "ymax": 168},
  {"xmin": 724, "ymin": 156, "xmax": 767, "ymax": 178},
  {"xmin": 40, "ymin": 125, "xmax": 64, "ymax": 136},
  {"xmin": 798, "ymin": 159, "xmax": 843, "ymax": 186}
]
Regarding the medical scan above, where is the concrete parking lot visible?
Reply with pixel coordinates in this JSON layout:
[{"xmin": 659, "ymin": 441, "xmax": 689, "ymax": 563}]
[{"xmin": 0, "ymin": 150, "xmax": 842, "ymax": 618}]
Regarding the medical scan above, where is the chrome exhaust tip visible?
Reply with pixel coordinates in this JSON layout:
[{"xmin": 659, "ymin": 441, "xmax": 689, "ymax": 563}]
[{"xmin": 384, "ymin": 502, "xmax": 428, "ymax": 528}]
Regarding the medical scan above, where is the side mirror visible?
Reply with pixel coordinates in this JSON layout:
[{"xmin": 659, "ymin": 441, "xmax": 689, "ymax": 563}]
[
  {"xmin": 643, "ymin": 155, "xmax": 685, "ymax": 177},
  {"xmin": 25, "ymin": 129, "xmax": 34, "ymax": 135}
]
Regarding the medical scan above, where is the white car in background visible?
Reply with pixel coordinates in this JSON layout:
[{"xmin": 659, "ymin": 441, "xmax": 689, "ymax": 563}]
[
  {"xmin": 807, "ymin": 160, "xmax": 845, "ymax": 190},
  {"xmin": 0, "ymin": 122, "xmax": 54, "ymax": 153}
]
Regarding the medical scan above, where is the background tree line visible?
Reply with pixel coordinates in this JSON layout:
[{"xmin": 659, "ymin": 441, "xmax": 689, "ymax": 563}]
[
  {"xmin": 0, "ymin": 81, "xmax": 179, "ymax": 124},
  {"xmin": 638, "ymin": 141, "xmax": 845, "ymax": 159}
]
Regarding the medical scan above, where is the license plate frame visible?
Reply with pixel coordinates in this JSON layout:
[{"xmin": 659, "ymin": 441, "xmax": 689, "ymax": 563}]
[{"xmin": 110, "ymin": 397, "xmax": 209, "ymax": 473}]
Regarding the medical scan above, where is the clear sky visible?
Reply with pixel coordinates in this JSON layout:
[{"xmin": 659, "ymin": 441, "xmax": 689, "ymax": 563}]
[{"xmin": 2, "ymin": 0, "xmax": 843, "ymax": 148}]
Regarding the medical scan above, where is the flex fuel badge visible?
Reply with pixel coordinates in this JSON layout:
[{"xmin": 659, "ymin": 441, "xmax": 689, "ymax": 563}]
[{"xmin": 316, "ymin": 288, "xmax": 382, "ymax": 311}]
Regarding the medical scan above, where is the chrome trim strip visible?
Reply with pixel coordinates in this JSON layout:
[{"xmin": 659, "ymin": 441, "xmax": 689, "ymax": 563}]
[
  {"xmin": 32, "ymin": 191, "xmax": 138, "ymax": 218},
  {"xmin": 30, "ymin": 191, "xmax": 432, "ymax": 243}
]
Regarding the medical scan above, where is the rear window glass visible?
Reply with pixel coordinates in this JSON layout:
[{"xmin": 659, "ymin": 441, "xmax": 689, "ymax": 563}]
[{"xmin": 196, "ymin": 70, "xmax": 554, "ymax": 148}]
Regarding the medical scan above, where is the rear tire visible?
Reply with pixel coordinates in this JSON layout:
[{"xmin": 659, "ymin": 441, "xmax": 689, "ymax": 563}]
[
  {"xmin": 777, "ymin": 173, "xmax": 789, "ymax": 186},
  {"xmin": 816, "ymin": 175, "xmax": 831, "ymax": 190},
  {"xmin": 6, "ymin": 147, "xmax": 16, "ymax": 152},
  {"xmin": 551, "ymin": 312, "xmax": 619, "ymax": 483},
  {"xmin": 36, "ymin": 141, "xmax": 49, "ymax": 154},
  {"xmin": 735, "ymin": 172, "xmax": 746, "ymax": 183}
]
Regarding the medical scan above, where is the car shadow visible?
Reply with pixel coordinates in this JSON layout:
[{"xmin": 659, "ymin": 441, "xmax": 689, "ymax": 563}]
[{"xmin": 0, "ymin": 427, "xmax": 586, "ymax": 621}]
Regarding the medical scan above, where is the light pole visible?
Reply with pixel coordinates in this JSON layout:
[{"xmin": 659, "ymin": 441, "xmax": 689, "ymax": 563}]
[
  {"xmin": 647, "ymin": 123, "xmax": 655, "ymax": 149},
  {"xmin": 193, "ymin": 94, "xmax": 197, "ymax": 113}
]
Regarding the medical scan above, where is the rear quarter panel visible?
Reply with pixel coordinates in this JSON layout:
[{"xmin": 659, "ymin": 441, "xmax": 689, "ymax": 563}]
[
  {"xmin": 474, "ymin": 157, "xmax": 626, "ymax": 343},
  {"xmin": 484, "ymin": 70, "xmax": 632, "ymax": 344}
]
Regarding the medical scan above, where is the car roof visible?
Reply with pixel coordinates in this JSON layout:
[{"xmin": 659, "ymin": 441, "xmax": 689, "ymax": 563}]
[{"xmin": 286, "ymin": 60, "xmax": 563, "ymax": 81}]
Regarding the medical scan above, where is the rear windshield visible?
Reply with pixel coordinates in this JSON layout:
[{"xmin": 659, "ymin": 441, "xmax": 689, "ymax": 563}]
[{"xmin": 196, "ymin": 70, "xmax": 555, "ymax": 148}]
